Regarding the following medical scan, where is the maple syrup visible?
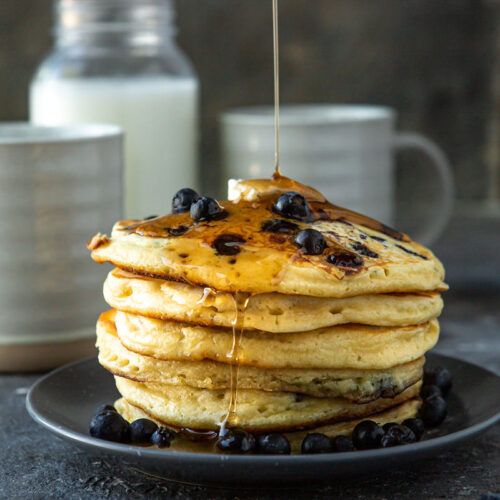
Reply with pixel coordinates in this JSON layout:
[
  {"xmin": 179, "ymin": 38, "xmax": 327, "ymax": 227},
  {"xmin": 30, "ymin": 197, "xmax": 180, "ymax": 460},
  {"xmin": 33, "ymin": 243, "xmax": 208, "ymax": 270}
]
[
  {"xmin": 273, "ymin": 0, "xmax": 280, "ymax": 174},
  {"xmin": 218, "ymin": 292, "xmax": 252, "ymax": 434},
  {"xmin": 105, "ymin": 1, "xmax": 408, "ymax": 448}
]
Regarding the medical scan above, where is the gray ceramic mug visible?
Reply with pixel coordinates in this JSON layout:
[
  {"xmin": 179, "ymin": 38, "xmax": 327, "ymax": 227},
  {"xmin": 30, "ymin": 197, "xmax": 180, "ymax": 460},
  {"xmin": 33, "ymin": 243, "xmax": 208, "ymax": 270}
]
[
  {"xmin": 0, "ymin": 123, "xmax": 122, "ymax": 371},
  {"xmin": 221, "ymin": 105, "xmax": 454, "ymax": 246}
]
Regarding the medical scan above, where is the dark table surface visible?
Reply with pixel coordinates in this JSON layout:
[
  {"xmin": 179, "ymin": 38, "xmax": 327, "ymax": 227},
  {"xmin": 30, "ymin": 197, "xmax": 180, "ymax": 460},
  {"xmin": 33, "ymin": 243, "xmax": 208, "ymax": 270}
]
[{"xmin": 2, "ymin": 215, "xmax": 500, "ymax": 499}]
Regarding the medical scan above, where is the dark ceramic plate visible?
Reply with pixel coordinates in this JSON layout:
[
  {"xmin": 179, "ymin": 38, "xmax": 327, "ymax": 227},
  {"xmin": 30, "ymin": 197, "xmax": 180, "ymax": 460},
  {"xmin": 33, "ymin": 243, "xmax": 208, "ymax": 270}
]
[{"xmin": 26, "ymin": 353, "xmax": 500, "ymax": 486}]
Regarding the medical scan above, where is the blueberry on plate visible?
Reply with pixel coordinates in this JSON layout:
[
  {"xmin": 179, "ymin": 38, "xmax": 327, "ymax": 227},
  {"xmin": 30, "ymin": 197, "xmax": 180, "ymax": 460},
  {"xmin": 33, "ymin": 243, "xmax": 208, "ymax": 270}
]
[
  {"xmin": 423, "ymin": 367, "xmax": 452, "ymax": 396},
  {"xmin": 402, "ymin": 418, "xmax": 425, "ymax": 441},
  {"xmin": 331, "ymin": 435, "xmax": 354, "ymax": 452},
  {"xmin": 294, "ymin": 229, "xmax": 327, "ymax": 255},
  {"xmin": 190, "ymin": 196, "xmax": 223, "ymax": 222},
  {"xmin": 301, "ymin": 433, "xmax": 333, "ymax": 454},
  {"xmin": 151, "ymin": 427, "xmax": 175, "ymax": 448},
  {"xmin": 380, "ymin": 425, "xmax": 416, "ymax": 448},
  {"xmin": 93, "ymin": 404, "xmax": 116, "ymax": 417},
  {"xmin": 172, "ymin": 188, "xmax": 199, "ymax": 214},
  {"xmin": 421, "ymin": 395, "xmax": 447, "ymax": 427},
  {"xmin": 420, "ymin": 384, "xmax": 442, "ymax": 400},
  {"xmin": 257, "ymin": 433, "xmax": 291, "ymax": 455},
  {"xmin": 379, "ymin": 431, "xmax": 399, "ymax": 448},
  {"xmin": 273, "ymin": 192, "xmax": 312, "ymax": 221},
  {"xmin": 352, "ymin": 420, "xmax": 384, "ymax": 450},
  {"xmin": 382, "ymin": 422, "xmax": 398, "ymax": 433},
  {"xmin": 89, "ymin": 411, "xmax": 130, "ymax": 443},
  {"xmin": 216, "ymin": 429, "xmax": 256, "ymax": 453},
  {"xmin": 129, "ymin": 418, "xmax": 158, "ymax": 444}
]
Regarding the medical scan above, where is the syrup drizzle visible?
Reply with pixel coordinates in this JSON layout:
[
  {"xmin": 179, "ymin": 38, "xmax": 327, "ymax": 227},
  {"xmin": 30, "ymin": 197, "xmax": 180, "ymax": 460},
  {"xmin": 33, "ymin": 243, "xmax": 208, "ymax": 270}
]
[
  {"xmin": 272, "ymin": 0, "xmax": 280, "ymax": 174},
  {"xmin": 218, "ymin": 292, "xmax": 251, "ymax": 434},
  {"xmin": 197, "ymin": 287, "xmax": 216, "ymax": 305}
]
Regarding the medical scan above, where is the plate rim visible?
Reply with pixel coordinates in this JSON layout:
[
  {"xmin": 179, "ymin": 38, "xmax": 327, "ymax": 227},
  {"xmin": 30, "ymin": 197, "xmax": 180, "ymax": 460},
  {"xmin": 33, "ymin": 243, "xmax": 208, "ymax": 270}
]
[{"xmin": 26, "ymin": 353, "xmax": 500, "ymax": 465}]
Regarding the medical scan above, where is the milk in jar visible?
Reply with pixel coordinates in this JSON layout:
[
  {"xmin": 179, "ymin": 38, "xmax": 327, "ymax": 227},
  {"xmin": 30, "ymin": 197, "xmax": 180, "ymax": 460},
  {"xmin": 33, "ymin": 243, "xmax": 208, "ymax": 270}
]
[{"xmin": 30, "ymin": 0, "xmax": 199, "ymax": 218}]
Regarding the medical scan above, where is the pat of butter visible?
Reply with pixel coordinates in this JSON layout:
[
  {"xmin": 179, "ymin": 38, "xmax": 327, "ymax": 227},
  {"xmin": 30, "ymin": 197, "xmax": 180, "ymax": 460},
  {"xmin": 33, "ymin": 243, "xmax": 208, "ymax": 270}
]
[{"xmin": 227, "ymin": 178, "xmax": 280, "ymax": 202}]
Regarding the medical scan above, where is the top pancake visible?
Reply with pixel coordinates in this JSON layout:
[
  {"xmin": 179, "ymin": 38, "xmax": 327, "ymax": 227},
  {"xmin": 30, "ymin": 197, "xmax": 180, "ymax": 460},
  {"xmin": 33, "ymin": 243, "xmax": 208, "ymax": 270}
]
[{"xmin": 89, "ymin": 175, "xmax": 446, "ymax": 298}]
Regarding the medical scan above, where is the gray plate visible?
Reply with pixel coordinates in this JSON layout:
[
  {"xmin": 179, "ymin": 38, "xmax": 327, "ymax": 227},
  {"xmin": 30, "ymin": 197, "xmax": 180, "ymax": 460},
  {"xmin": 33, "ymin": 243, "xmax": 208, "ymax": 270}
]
[{"xmin": 26, "ymin": 353, "xmax": 500, "ymax": 486}]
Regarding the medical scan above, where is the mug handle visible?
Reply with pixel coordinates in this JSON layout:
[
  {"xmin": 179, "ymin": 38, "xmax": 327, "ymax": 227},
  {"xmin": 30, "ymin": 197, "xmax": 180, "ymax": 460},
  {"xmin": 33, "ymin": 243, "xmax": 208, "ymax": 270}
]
[{"xmin": 393, "ymin": 132, "xmax": 455, "ymax": 245}]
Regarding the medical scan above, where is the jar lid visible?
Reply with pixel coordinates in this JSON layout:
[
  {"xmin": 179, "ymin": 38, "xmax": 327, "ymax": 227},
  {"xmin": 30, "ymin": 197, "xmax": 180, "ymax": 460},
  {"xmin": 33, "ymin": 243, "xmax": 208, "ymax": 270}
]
[{"xmin": 56, "ymin": 0, "xmax": 175, "ymax": 34}]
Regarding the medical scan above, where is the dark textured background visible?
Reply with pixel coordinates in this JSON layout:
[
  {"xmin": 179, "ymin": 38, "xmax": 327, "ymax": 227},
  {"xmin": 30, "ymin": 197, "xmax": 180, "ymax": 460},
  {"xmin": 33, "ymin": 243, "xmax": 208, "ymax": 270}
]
[
  {"xmin": 0, "ymin": 4, "xmax": 499, "ymax": 498},
  {"xmin": 1, "ymin": 0, "xmax": 499, "ymax": 202}
]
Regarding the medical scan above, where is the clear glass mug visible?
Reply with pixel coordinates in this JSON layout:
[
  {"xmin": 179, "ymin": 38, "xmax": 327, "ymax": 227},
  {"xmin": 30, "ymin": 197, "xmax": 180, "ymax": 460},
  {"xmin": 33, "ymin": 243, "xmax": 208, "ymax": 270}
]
[{"xmin": 220, "ymin": 105, "xmax": 454, "ymax": 245}]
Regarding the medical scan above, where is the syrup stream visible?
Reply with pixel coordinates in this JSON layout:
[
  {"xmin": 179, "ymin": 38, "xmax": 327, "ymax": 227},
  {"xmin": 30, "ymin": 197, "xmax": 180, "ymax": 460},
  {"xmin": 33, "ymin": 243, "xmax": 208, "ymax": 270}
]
[{"xmin": 273, "ymin": 0, "xmax": 280, "ymax": 174}]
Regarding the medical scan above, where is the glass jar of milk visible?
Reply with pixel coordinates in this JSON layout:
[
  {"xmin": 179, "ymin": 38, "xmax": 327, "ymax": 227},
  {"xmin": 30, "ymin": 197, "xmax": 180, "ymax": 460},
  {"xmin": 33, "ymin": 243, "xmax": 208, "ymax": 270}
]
[{"xmin": 30, "ymin": 0, "xmax": 199, "ymax": 218}]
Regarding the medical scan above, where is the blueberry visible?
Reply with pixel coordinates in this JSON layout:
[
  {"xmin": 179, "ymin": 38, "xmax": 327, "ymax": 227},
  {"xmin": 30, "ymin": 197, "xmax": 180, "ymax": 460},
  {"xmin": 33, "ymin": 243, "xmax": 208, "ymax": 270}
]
[
  {"xmin": 301, "ymin": 433, "xmax": 333, "ymax": 454},
  {"xmin": 212, "ymin": 234, "xmax": 246, "ymax": 256},
  {"xmin": 261, "ymin": 218, "xmax": 299, "ymax": 234},
  {"xmin": 93, "ymin": 404, "xmax": 116, "ymax": 417},
  {"xmin": 257, "ymin": 433, "xmax": 291, "ymax": 455},
  {"xmin": 332, "ymin": 435, "xmax": 354, "ymax": 452},
  {"xmin": 380, "ymin": 431, "xmax": 399, "ymax": 448},
  {"xmin": 350, "ymin": 242, "xmax": 378, "ymax": 259},
  {"xmin": 167, "ymin": 225, "xmax": 189, "ymax": 237},
  {"xmin": 402, "ymin": 418, "xmax": 425, "ymax": 441},
  {"xmin": 190, "ymin": 196, "xmax": 224, "ymax": 222},
  {"xmin": 352, "ymin": 420, "xmax": 384, "ymax": 450},
  {"xmin": 216, "ymin": 429, "xmax": 256, "ymax": 453},
  {"xmin": 129, "ymin": 418, "xmax": 158, "ymax": 444},
  {"xmin": 421, "ymin": 395, "xmax": 447, "ymax": 427},
  {"xmin": 151, "ymin": 427, "xmax": 175, "ymax": 448},
  {"xmin": 172, "ymin": 188, "xmax": 199, "ymax": 214},
  {"xmin": 423, "ymin": 367, "xmax": 452, "ymax": 396},
  {"xmin": 89, "ymin": 411, "xmax": 130, "ymax": 443},
  {"xmin": 273, "ymin": 192, "xmax": 312, "ymax": 221},
  {"xmin": 382, "ymin": 422, "xmax": 398, "ymax": 433},
  {"xmin": 420, "ymin": 384, "xmax": 442, "ymax": 400},
  {"xmin": 327, "ymin": 252, "xmax": 363, "ymax": 268},
  {"xmin": 380, "ymin": 425, "xmax": 416, "ymax": 448},
  {"xmin": 397, "ymin": 425, "xmax": 417, "ymax": 444},
  {"xmin": 294, "ymin": 229, "xmax": 327, "ymax": 255}
]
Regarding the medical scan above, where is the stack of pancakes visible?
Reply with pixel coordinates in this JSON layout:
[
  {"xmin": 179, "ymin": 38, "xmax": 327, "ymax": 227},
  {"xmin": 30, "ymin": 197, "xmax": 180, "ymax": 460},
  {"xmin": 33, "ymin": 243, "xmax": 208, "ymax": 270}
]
[{"xmin": 88, "ymin": 175, "xmax": 446, "ymax": 451}]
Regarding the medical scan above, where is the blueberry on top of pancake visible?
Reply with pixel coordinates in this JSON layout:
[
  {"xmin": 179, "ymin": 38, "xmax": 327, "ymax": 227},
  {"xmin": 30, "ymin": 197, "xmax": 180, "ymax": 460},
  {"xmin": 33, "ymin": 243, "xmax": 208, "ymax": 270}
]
[{"xmin": 88, "ymin": 174, "xmax": 446, "ymax": 298}]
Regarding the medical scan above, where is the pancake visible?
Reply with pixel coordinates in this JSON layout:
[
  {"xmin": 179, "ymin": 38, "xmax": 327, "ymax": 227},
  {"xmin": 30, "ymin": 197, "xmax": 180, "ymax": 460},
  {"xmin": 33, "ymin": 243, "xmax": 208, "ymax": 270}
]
[
  {"xmin": 114, "ymin": 376, "xmax": 422, "ymax": 432},
  {"xmin": 104, "ymin": 268, "xmax": 443, "ymax": 331},
  {"xmin": 97, "ymin": 315, "xmax": 424, "ymax": 401},
  {"xmin": 115, "ymin": 396, "xmax": 421, "ymax": 453},
  {"xmin": 108, "ymin": 310, "xmax": 439, "ymax": 370},
  {"xmin": 89, "ymin": 175, "xmax": 447, "ymax": 298}
]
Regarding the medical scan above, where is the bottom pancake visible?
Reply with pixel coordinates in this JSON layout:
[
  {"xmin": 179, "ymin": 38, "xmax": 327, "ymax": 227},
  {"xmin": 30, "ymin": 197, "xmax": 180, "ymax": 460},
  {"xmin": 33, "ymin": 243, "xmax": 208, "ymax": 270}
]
[
  {"xmin": 97, "ymin": 315, "xmax": 424, "ymax": 402},
  {"xmin": 115, "ymin": 397, "xmax": 421, "ymax": 453},
  {"xmin": 114, "ymin": 376, "xmax": 421, "ymax": 432}
]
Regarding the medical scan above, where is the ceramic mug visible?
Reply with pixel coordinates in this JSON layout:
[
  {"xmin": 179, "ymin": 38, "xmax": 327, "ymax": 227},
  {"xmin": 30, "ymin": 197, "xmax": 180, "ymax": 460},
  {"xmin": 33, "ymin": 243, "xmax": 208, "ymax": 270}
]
[
  {"xmin": 220, "ymin": 105, "xmax": 454, "ymax": 245},
  {"xmin": 0, "ymin": 123, "xmax": 122, "ymax": 371}
]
